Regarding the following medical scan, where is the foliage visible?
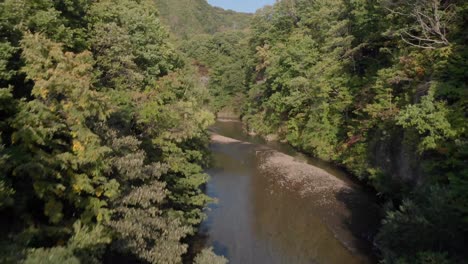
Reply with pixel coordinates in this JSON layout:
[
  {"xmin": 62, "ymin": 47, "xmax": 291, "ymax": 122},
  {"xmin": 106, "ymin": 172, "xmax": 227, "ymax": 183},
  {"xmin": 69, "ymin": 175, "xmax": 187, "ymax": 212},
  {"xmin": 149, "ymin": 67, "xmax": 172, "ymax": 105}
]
[
  {"xmin": 243, "ymin": 0, "xmax": 355, "ymax": 161},
  {"xmin": 239, "ymin": 0, "xmax": 468, "ymax": 262},
  {"xmin": 194, "ymin": 248, "xmax": 228, "ymax": 264},
  {"xmin": 376, "ymin": 187, "xmax": 464, "ymax": 263},
  {"xmin": 396, "ymin": 89, "xmax": 456, "ymax": 152},
  {"xmin": 394, "ymin": 251, "xmax": 451, "ymax": 264},
  {"xmin": 15, "ymin": 32, "xmax": 115, "ymax": 224},
  {"xmin": 23, "ymin": 221, "xmax": 110, "ymax": 264},
  {"xmin": 24, "ymin": 247, "xmax": 80, "ymax": 264},
  {"xmin": 1, "ymin": 0, "xmax": 466, "ymax": 263},
  {"xmin": 0, "ymin": 0, "xmax": 216, "ymax": 263},
  {"xmin": 181, "ymin": 30, "xmax": 250, "ymax": 112},
  {"xmin": 0, "ymin": 137, "xmax": 14, "ymax": 209}
]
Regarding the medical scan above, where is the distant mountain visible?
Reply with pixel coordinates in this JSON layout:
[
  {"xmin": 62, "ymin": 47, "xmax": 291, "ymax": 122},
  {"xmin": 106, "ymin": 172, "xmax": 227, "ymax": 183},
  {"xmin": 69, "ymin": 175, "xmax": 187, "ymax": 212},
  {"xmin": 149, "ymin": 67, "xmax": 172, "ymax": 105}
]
[{"xmin": 154, "ymin": 0, "xmax": 251, "ymax": 38}]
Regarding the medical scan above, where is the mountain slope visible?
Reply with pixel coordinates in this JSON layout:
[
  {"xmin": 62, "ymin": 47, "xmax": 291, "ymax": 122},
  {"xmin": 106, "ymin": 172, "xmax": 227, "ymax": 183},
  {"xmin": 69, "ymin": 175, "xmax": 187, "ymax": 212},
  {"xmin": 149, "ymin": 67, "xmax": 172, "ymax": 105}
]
[{"xmin": 154, "ymin": 0, "xmax": 251, "ymax": 38}]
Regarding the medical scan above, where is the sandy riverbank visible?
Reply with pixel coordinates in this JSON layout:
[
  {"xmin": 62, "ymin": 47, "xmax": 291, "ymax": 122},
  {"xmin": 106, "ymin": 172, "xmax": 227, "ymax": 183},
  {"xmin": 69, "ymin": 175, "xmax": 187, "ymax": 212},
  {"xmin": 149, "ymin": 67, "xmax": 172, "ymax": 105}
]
[{"xmin": 211, "ymin": 133, "xmax": 352, "ymax": 199}]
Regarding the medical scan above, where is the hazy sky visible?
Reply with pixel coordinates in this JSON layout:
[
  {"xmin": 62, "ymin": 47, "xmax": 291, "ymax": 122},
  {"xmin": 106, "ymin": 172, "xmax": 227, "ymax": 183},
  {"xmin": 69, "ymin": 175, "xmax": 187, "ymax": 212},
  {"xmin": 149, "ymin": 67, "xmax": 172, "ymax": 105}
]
[{"xmin": 207, "ymin": 0, "xmax": 276, "ymax": 13}]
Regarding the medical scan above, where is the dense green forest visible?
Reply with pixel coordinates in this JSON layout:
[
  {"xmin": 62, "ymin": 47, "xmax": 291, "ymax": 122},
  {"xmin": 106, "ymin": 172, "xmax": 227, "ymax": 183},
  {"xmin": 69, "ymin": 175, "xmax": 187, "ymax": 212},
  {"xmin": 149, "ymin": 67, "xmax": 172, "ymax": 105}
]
[
  {"xmin": 242, "ymin": 1, "xmax": 467, "ymax": 263},
  {"xmin": 181, "ymin": 30, "xmax": 250, "ymax": 113},
  {"xmin": 0, "ymin": 0, "xmax": 225, "ymax": 263},
  {"xmin": 179, "ymin": 0, "xmax": 468, "ymax": 263},
  {"xmin": 0, "ymin": 0, "xmax": 467, "ymax": 263}
]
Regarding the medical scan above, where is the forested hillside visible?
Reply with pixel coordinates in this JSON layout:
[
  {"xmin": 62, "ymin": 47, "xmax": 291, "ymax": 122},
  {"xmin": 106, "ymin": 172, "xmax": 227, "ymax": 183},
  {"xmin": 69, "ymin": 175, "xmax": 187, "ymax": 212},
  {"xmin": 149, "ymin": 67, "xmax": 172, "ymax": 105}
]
[
  {"xmin": 238, "ymin": 0, "xmax": 467, "ymax": 263},
  {"xmin": 154, "ymin": 0, "xmax": 252, "ymax": 114},
  {"xmin": 0, "ymin": 0, "xmax": 224, "ymax": 263},
  {"xmin": 1, "ymin": 0, "xmax": 467, "ymax": 263},
  {"xmin": 180, "ymin": 30, "xmax": 250, "ymax": 113},
  {"xmin": 154, "ymin": 0, "xmax": 251, "ymax": 38}
]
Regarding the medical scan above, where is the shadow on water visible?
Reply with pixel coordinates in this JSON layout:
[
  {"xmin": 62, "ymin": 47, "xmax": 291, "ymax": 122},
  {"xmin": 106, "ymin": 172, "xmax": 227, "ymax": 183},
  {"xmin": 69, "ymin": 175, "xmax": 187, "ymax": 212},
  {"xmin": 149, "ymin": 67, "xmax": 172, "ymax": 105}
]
[
  {"xmin": 334, "ymin": 189, "xmax": 382, "ymax": 259},
  {"xmin": 193, "ymin": 120, "xmax": 381, "ymax": 264}
]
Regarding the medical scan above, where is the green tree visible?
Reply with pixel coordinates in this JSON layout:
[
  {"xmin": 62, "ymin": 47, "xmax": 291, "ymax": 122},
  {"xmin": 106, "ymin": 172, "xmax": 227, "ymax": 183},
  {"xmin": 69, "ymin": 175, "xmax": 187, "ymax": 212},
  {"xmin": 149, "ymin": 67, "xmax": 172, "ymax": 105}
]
[{"xmin": 10, "ymin": 32, "xmax": 117, "ymax": 225}]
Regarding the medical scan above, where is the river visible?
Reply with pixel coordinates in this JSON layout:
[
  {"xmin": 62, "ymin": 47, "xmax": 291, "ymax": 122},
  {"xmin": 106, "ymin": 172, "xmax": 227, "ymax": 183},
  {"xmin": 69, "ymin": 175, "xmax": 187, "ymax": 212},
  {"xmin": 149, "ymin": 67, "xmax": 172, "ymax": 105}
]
[{"xmin": 195, "ymin": 119, "xmax": 380, "ymax": 264}]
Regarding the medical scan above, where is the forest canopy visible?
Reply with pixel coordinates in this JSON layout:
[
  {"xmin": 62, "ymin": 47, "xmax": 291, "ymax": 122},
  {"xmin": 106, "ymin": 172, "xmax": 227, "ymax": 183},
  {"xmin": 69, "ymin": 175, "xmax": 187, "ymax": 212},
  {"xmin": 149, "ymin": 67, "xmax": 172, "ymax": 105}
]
[
  {"xmin": 0, "ymin": 0, "xmax": 220, "ymax": 263},
  {"xmin": 236, "ymin": 0, "xmax": 467, "ymax": 263},
  {"xmin": 0, "ymin": 0, "xmax": 467, "ymax": 263}
]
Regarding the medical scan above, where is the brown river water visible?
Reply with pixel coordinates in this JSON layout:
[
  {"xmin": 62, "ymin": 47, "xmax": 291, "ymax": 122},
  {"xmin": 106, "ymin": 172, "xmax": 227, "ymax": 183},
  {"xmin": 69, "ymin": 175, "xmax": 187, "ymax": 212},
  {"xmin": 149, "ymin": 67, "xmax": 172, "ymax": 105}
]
[{"xmin": 194, "ymin": 120, "xmax": 380, "ymax": 264}]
